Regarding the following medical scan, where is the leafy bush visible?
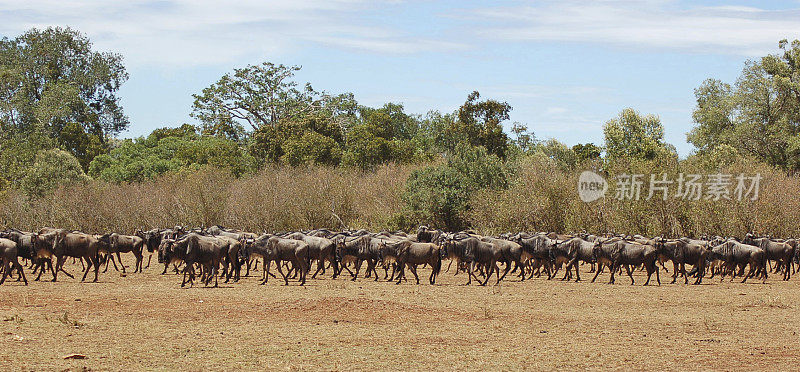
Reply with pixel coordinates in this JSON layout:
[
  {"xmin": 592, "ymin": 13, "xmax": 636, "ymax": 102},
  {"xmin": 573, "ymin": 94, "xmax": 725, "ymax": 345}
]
[
  {"xmin": 88, "ymin": 127, "xmax": 254, "ymax": 182},
  {"xmin": 21, "ymin": 149, "xmax": 89, "ymax": 197},
  {"xmin": 402, "ymin": 145, "xmax": 509, "ymax": 230}
]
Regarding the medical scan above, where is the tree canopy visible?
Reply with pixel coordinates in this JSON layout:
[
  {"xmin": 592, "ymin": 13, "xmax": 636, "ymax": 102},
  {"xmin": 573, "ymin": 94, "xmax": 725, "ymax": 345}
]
[
  {"xmin": 689, "ymin": 39, "xmax": 800, "ymax": 171},
  {"xmin": 0, "ymin": 27, "xmax": 128, "ymax": 169}
]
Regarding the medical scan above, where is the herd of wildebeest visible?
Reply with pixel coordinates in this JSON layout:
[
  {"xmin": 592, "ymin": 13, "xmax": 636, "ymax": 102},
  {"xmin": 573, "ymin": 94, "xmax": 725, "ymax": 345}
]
[{"xmin": 0, "ymin": 225, "xmax": 797, "ymax": 287}]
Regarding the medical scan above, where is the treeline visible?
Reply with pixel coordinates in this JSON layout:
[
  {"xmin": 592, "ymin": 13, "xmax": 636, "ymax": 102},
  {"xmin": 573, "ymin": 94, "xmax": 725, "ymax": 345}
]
[{"xmin": 2, "ymin": 27, "xmax": 800, "ymax": 236}]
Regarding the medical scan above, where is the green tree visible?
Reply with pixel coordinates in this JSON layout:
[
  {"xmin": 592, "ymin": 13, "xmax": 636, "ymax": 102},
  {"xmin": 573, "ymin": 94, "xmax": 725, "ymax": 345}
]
[
  {"xmin": 402, "ymin": 145, "xmax": 509, "ymax": 230},
  {"xmin": 447, "ymin": 91, "xmax": 512, "ymax": 159},
  {"xmin": 22, "ymin": 149, "xmax": 89, "ymax": 197},
  {"xmin": 280, "ymin": 131, "xmax": 342, "ymax": 166},
  {"xmin": 192, "ymin": 62, "xmax": 357, "ymax": 140},
  {"xmin": 689, "ymin": 39, "xmax": 800, "ymax": 171},
  {"xmin": 535, "ymin": 139, "xmax": 578, "ymax": 170},
  {"xmin": 603, "ymin": 108, "xmax": 673, "ymax": 162},
  {"xmin": 88, "ymin": 125, "xmax": 254, "ymax": 182},
  {"xmin": 0, "ymin": 27, "xmax": 128, "ymax": 168},
  {"xmin": 511, "ymin": 122, "xmax": 535, "ymax": 153},
  {"xmin": 572, "ymin": 143, "xmax": 602, "ymax": 163}
]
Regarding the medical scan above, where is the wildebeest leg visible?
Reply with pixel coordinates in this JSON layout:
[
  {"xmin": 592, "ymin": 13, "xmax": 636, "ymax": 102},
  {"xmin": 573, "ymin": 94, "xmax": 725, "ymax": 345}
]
[
  {"xmin": 624, "ymin": 264, "xmax": 635, "ymax": 285},
  {"xmin": 783, "ymin": 257, "xmax": 791, "ymax": 280},
  {"xmin": 498, "ymin": 260, "xmax": 513, "ymax": 282},
  {"xmin": 409, "ymin": 264, "xmax": 421, "ymax": 285},
  {"xmin": 479, "ymin": 261, "xmax": 492, "ymax": 286},
  {"xmin": 644, "ymin": 262, "xmax": 654, "ymax": 286},
  {"xmin": 52, "ymin": 256, "xmax": 67, "ymax": 282},
  {"xmin": 261, "ymin": 260, "xmax": 270, "ymax": 284},
  {"xmin": 300, "ymin": 259, "xmax": 309, "ymax": 285},
  {"xmin": 311, "ymin": 258, "xmax": 324, "ymax": 279},
  {"xmin": 134, "ymin": 251, "xmax": 144, "ymax": 273},
  {"xmin": 181, "ymin": 266, "xmax": 189, "ymax": 287},
  {"xmin": 244, "ymin": 257, "xmax": 252, "ymax": 277},
  {"xmin": 351, "ymin": 260, "xmax": 362, "ymax": 281},
  {"xmin": 680, "ymin": 263, "xmax": 688, "ymax": 284},
  {"xmin": 608, "ymin": 263, "xmax": 618, "ymax": 284},
  {"xmin": 395, "ymin": 262, "xmax": 405, "ymax": 285},
  {"xmin": 15, "ymin": 261, "xmax": 27, "ymax": 285},
  {"xmin": 213, "ymin": 262, "xmax": 219, "ymax": 287},
  {"xmin": 340, "ymin": 260, "xmax": 355, "ymax": 279},
  {"xmin": 145, "ymin": 253, "xmax": 152, "ymax": 269},
  {"xmin": 103, "ymin": 254, "xmax": 110, "ymax": 273},
  {"xmin": 115, "ymin": 252, "xmax": 127, "ymax": 273},
  {"xmin": 591, "ymin": 262, "xmax": 603, "ymax": 283},
  {"xmin": 741, "ymin": 262, "xmax": 754, "ymax": 283},
  {"xmin": 275, "ymin": 261, "xmax": 289, "ymax": 285},
  {"xmin": 81, "ymin": 256, "xmax": 93, "ymax": 282},
  {"xmin": 0, "ymin": 261, "xmax": 10, "ymax": 285}
]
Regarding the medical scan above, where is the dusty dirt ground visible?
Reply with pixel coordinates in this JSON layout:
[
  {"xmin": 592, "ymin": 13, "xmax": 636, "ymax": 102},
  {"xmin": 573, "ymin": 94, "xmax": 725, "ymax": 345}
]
[{"xmin": 1, "ymin": 257, "xmax": 799, "ymax": 371}]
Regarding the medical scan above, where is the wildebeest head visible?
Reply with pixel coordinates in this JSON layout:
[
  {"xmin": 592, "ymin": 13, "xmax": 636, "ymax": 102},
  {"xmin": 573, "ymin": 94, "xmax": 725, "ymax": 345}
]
[{"xmin": 157, "ymin": 239, "xmax": 175, "ymax": 263}]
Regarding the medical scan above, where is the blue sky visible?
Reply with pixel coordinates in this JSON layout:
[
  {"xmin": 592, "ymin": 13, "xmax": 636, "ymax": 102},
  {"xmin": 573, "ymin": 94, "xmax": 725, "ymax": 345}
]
[{"xmin": 2, "ymin": 0, "xmax": 800, "ymax": 156}]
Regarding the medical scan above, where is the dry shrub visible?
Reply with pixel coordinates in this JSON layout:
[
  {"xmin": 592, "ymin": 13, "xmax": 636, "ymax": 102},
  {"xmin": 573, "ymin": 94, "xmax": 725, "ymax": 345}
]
[
  {"xmin": 470, "ymin": 156, "xmax": 800, "ymax": 237},
  {"xmin": 0, "ymin": 164, "xmax": 417, "ymax": 234},
  {"xmin": 2, "ymin": 158, "xmax": 800, "ymax": 237}
]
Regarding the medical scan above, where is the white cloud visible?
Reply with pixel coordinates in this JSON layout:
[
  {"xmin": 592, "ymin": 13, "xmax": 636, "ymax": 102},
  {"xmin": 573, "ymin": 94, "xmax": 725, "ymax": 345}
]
[
  {"xmin": 461, "ymin": 0, "xmax": 800, "ymax": 56},
  {"xmin": 0, "ymin": 0, "xmax": 462, "ymax": 66}
]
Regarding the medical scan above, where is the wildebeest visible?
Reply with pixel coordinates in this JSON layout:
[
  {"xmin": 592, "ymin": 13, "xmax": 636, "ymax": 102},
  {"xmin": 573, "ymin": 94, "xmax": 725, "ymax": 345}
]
[
  {"xmin": 710, "ymin": 239, "xmax": 767, "ymax": 283},
  {"xmin": 743, "ymin": 234, "xmax": 794, "ymax": 281},
  {"xmin": 591, "ymin": 239, "xmax": 660, "ymax": 285},
  {"xmin": 334, "ymin": 234, "xmax": 386, "ymax": 281},
  {"xmin": 285, "ymin": 232, "xmax": 338, "ymax": 279},
  {"xmin": 0, "ymin": 238, "xmax": 27, "ymax": 285},
  {"xmin": 379, "ymin": 240, "xmax": 442, "ymax": 284},
  {"xmin": 262, "ymin": 235, "xmax": 310, "ymax": 286},
  {"xmin": 655, "ymin": 238, "xmax": 709, "ymax": 285},
  {"xmin": 511, "ymin": 233, "xmax": 557, "ymax": 279},
  {"xmin": 51, "ymin": 231, "xmax": 106, "ymax": 282},
  {"xmin": 557, "ymin": 237, "xmax": 597, "ymax": 281},
  {"xmin": 441, "ymin": 236, "xmax": 501, "ymax": 286},
  {"xmin": 181, "ymin": 233, "xmax": 225, "ymax": 287},
  {"xmin": 99, "ymin": 233, "xmax": 145, "ymax": 274},
  {"xmin": 157, "ymin": 238, "xmax": 185, "ymax": 275}
]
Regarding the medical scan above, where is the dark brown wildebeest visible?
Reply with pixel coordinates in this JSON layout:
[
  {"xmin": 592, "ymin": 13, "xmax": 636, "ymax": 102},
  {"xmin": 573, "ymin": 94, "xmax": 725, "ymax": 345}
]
[
  {"xmin": 0, "ymin": 238, "xmax": 27, "ymax": 285},
  {"xmin": 334, "ymin": 234, "xmax": 385, "ymax": 281},
  {"xmin": 591, "ymin": 239, "xmax": 660, "ymax": 285},
  {"xmin": 51, "ymin": 231, "xmax": 106, "ymax": 282},
  {"xmin": 655, "ymin": 238, "xmax": 709, "ymax": 285},
  {"xmin": 510, "ymin": 233, "xmax": 557, "ymax": 279},
  {"xmin": 388, "ymin": 240, "xmax": 442, "ymax": 285},
  {"xmin": 557, "ymin": 237, "xmax": 597, "ymax": 282},
  {"xmin": 480, "ymin": 236, "xmax": 526, "ymax": 281},
  {"xmin": 136, "ymin": 228, "xmax": 169, "ymax": 269},
  {"xmin": 743, "ymin": 234, "xmax": 794, "ymax": 281},
  {"xmin": 181, "ymin": 233, "xmax": 225, "ymax": 287},
  {"xmin": 212, "ymin": 235, "xmax": 242, "ymax": 283},
  {"xmin": 99, "ymin": 233, "xmax": 145, "ymax": 274},
  {"xmin": 441, "ymin": 236, "xmax": 501, "ymax": 286},
  {"xmin": 710, "ymin": 240, "xmax": 767, "ymax": 283},
  {"xmin": 157, "ymin": 238, "xmax": 184, "ymax": 274},
  {"xmin": 31, "ymin": 228, "xmax": 73, "ymax": 281},
  {"xmin": 261, "ymin": 236, "xmax": 310, "ymax": 286},
  {"xmin": 285, "ymin": 232, "xmax": 337, "ymax": 279}
]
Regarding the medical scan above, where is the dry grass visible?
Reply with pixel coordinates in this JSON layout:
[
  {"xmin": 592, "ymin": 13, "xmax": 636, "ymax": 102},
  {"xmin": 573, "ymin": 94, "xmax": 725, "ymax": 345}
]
[
  {"xmin": 0, "ymin": 164, "xmax": 420, "ymax": 234},
  {"xmin": 2, "ymin": 257, "xmax": 800, "ymax": 370}
]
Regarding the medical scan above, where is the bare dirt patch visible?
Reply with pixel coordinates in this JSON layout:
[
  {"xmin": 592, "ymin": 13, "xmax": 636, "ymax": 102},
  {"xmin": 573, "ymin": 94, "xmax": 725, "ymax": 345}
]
[{"xmin": 1, "ymin": 258, "xmax": 800, "ymax": 370}]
